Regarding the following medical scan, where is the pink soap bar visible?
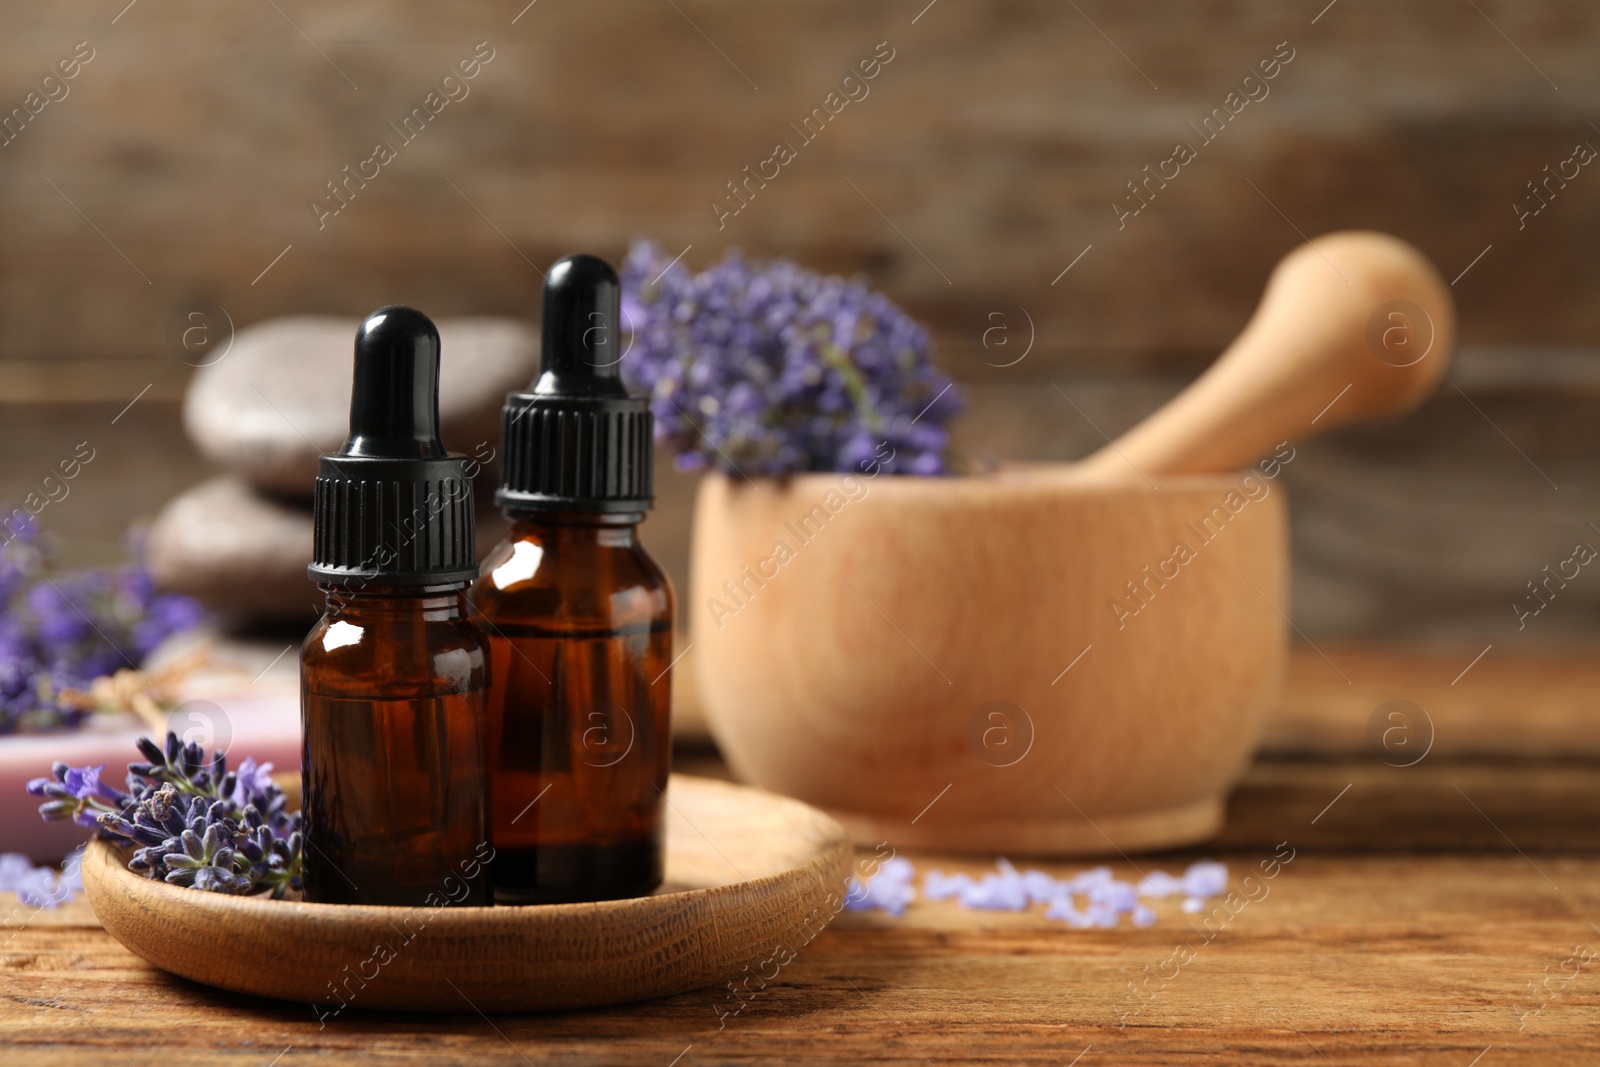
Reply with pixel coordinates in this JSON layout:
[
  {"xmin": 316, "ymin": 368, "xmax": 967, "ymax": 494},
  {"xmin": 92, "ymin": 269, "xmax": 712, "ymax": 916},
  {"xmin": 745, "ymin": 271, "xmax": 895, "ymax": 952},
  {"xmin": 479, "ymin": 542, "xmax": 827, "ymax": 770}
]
[{"xmin": 0, "ymin": 682, "xmax": 300, "ymax": 863}]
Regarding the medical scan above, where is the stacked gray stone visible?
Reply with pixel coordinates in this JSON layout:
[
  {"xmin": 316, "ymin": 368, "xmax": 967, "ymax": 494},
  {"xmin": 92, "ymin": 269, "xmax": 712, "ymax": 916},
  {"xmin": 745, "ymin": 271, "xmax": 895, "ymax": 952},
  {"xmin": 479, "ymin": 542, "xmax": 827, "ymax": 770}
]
[{"xmin": 148, "ymin": 316, "xmax": 534, "ymax": 622}]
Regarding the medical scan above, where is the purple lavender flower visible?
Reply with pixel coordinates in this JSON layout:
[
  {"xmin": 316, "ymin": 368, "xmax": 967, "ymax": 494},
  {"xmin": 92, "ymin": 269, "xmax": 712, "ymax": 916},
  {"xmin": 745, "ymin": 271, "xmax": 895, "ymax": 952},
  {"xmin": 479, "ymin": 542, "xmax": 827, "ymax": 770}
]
[
  {"xmin": 62, "ymin": 763, "xmax": 113, "ymax": 801},
  {"xmin": 129, "ymin": 594, "xmax": 206, "ymax": 658},
  {"xmin": 619, "ymin": 242, "xmax": 962, "ymax": 476},
  {"xmin": 30, "ymin": 732, "xmax": 302, "ymax": 898},
  {"xmin": 229, "ymin": 757, "xmax": 275, "ymax": 808},
  {"xmin": 29, "ymin": 760, "xmax": 132, "ymax": 829},
  {"xmin": 163, "ymin": 823, "xmax": 252, "ymax": 893},
  {"xmin": 26, "ymin": 583, "xmax": 89, "ymax": 646},
  {"xmin": 0, "ymin": 508, "xmax": 206, "ymax": 734}
]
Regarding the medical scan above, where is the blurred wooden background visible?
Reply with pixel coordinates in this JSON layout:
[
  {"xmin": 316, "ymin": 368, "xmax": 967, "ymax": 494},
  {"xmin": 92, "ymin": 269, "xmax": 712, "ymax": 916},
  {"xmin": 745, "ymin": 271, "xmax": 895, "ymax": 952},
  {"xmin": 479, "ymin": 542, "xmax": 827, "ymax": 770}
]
[{"xmin": 1, "ymin": 0, "xmax": 1597, "ymax": 640}]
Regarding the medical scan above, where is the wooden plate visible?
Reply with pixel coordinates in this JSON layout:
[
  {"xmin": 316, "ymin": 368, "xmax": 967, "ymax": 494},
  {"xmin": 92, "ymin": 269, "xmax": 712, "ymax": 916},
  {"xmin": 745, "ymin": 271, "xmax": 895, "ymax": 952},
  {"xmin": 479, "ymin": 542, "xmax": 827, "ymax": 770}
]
[{"xmin": 82, "ymin": 775, "xmax": 853, "ymax": 1013}]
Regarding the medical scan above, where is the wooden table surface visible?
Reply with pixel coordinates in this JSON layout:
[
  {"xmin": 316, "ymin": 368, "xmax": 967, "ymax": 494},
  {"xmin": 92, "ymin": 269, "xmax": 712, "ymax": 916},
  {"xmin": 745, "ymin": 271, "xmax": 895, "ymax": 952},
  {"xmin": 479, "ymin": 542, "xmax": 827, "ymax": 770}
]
[{"xmin": 3, "ymin": 644, "xmax": 1598, "ymax": 1066}]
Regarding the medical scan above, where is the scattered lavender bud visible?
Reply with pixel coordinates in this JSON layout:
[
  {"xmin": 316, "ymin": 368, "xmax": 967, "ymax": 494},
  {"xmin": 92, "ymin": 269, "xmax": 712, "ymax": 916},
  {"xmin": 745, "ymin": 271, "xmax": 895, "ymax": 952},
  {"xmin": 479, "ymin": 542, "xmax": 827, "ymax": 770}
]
[
  {"xmin": 923, "ymin": 870, "xmax": 974, "ymax": 901},
  {"xmin": 1023, "ymin": 869, "xmax": 1060, "ymax": 904},
  {"xmin": 844, "ymin": 879, "xmax": 906, "ymax": 916},
  {"xmin": 958, "ymin": 859, "xmax": 1030, "ymax": 911},
  {"xmin": 1045, "ymin": 897, "xmax": 1090, "ymax": 927},
  {"xmin": 0, "ymin": 854, "xmax": 38, "ymax": 892},
  {"xmin": 1135, "ymin": 871, "xmax": 1185, "ymax": 897},
  {"xmin": 846, "ymin": 856, "xmax": 917, "ymax": 916},
  {"xmin": 0, "ymin": 846, "xmax": 84, "ymax": 909},
  {"xmin": 883, "ymin": 884, "xmax": 916, "ymax": 917},
  {"xmin": 871, "ymin": 857, "xmax": 1232, "ymax": 929},
  {"xmin": 59, "ymin": 847, "xmax": 84, "ymax": 895},
  {"xmin": 1088, "ymin": 880, "xmax": 1138, "ymax": 913},
  {"xmin": 1183, "ymin": 861, "xmax": 1228, "ymax": 898},
  {"xmin": 15, "ymin": 868, "xmax": 65, "ymax": 908},
  {"xmin": 878, "ymin": 857, "xmax": 915, "ymax": 884},
  {"xmin": 1071, "ymin": 866, "xmax": 1114, "ymax": 891}
]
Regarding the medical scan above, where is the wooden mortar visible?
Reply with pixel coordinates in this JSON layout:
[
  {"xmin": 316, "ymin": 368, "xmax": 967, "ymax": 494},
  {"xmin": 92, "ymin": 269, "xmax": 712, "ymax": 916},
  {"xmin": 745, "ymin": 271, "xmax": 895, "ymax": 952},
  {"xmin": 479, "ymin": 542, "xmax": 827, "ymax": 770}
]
[{"xmin": 692, "ymin": 232, "xmax": 1455, "ymax": 854}]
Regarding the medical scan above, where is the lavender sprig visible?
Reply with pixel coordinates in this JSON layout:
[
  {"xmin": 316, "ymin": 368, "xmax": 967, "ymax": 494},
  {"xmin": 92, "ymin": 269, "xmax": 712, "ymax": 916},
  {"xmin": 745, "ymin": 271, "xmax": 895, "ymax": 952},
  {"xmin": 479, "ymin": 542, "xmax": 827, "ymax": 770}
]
[
  {"xmin": 27, "ymin": 732, "xmax": 303, "ymax": 898},
  {"xmin": 0, "ymin": 512, "xmax": 205, "ymax": 734},
  {"xmin": 619, "ymin": 241, "xmax": 962, "ymax": 477}
]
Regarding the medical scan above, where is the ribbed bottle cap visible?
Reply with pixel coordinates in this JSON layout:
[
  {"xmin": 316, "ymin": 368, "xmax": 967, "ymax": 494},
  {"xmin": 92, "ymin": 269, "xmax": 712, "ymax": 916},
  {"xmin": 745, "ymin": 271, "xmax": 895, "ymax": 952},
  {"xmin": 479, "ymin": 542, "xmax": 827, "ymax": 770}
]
[
  {"xmin": 496, "ymin": 254, "xmax": 653, "ymax": 514},
  {"xmin": 308, "ymin": 306, "xmax": 478, "ymax": 588}
]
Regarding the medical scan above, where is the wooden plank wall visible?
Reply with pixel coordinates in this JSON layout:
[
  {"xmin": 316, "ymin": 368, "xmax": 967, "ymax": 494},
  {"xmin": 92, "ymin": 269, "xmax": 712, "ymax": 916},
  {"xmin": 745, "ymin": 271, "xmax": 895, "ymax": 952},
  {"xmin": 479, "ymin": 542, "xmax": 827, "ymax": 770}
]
[
  {"xmin": 0, "ymin": 0, "xmax": 1595, "ymax": 372},
  {"xmin": 1, "ymin": 1, "xmax": 1597, "ymax": 640}
]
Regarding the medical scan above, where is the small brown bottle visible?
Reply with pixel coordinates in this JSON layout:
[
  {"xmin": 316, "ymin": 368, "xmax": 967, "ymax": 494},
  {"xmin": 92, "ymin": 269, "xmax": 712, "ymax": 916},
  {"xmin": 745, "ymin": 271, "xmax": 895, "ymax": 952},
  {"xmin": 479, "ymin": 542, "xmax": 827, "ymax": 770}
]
[
  {"xmin": 301, "ymin": 306, "xmax": 492, "ymax": 907},
  {"xmin": 470, "ymin": 255, "xmax": 674, "ymax": 904}
]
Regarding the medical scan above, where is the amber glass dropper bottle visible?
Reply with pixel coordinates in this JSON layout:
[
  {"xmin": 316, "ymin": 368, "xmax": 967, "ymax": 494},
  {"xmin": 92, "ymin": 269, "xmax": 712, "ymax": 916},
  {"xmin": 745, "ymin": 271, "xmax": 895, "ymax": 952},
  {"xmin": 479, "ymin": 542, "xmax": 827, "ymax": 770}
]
[
  {"xmin": 301, "ymin": 306, "xmax": 492, "ymax": 907},
  {"xmin": 470, "ymin": 254, "xmax": 674, "ymax": 904}
]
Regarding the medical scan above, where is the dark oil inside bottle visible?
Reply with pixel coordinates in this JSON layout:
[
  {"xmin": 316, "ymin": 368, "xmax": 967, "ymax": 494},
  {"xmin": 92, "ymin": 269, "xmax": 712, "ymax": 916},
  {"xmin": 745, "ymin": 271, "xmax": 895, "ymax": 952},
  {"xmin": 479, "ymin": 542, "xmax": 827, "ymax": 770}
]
[
  {"xmin": 474, "ymin": 518, "xmax": 674, "ymax": 905},
  {"xmin": 302, "ymin": 692, "xmax": 490, "ymax": 906},
  {"xmin": 301, "ymin": 589, "xmax": 491, "ymax": 907},
  {"xmin": 486, "ymin": 620, "xmax": 672, "ymax": 903}
]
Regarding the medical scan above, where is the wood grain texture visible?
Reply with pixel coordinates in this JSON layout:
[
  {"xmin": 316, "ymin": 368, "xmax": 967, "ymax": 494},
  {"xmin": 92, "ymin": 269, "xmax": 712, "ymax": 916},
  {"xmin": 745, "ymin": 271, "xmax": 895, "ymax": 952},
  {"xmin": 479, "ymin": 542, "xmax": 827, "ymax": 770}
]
[
  {"xmin": 1, "ymin": 1, "xmax": 1599, "ymax": 381},
  {"xmin": 669, "ymin": 748, "xmax": 1600, "ymax": 856},
  {"xmin": 1266, "ymin": 642, "xmax": 1600, "ymax": 759},
  {"xmin": 77, "ymin": 775, "xmax": 852, "ymax": 1013},
  {"xmin": 1219, "ymin": 757, "xmax": 1600, "ymax": 853},
  {"xmin": 5, "ymin": 751, "xmax": 1600, "ymax": 1065},
  {"xmin": 692, "ymin": 468, "xmax": 1288, "ymax": 853}
]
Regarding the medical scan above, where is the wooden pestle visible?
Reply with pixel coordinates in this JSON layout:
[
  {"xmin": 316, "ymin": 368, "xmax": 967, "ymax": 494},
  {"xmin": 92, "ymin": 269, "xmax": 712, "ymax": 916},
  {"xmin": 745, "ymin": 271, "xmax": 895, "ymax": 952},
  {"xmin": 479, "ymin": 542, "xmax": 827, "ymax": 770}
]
[{"xmin": 1073, "ymin": 231, "xmax": 1455, "ymax": 481}]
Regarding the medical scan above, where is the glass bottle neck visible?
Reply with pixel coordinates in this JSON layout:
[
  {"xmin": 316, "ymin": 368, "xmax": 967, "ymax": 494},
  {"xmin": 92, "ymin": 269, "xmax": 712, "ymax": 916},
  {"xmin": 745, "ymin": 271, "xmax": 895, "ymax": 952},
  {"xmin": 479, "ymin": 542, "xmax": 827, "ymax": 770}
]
[
  {"xmin": 319, "ymin": 583, "xmax": 470, "ymax": 619},
  {"xmin": 504, "ymin": 510, "xmax": 642, "ymax": 547}
]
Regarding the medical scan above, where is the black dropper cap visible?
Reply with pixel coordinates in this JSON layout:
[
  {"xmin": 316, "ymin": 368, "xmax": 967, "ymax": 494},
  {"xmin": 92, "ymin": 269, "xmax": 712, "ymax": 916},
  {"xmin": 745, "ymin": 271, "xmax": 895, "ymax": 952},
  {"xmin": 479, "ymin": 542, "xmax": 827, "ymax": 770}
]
[
  {"xmin": 308, "ymin": 306, "xmax": 478, "ymax": 588},
  {"xmin": 496, "ymin": 254, "xmax": 653, "ymax": 514}
]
